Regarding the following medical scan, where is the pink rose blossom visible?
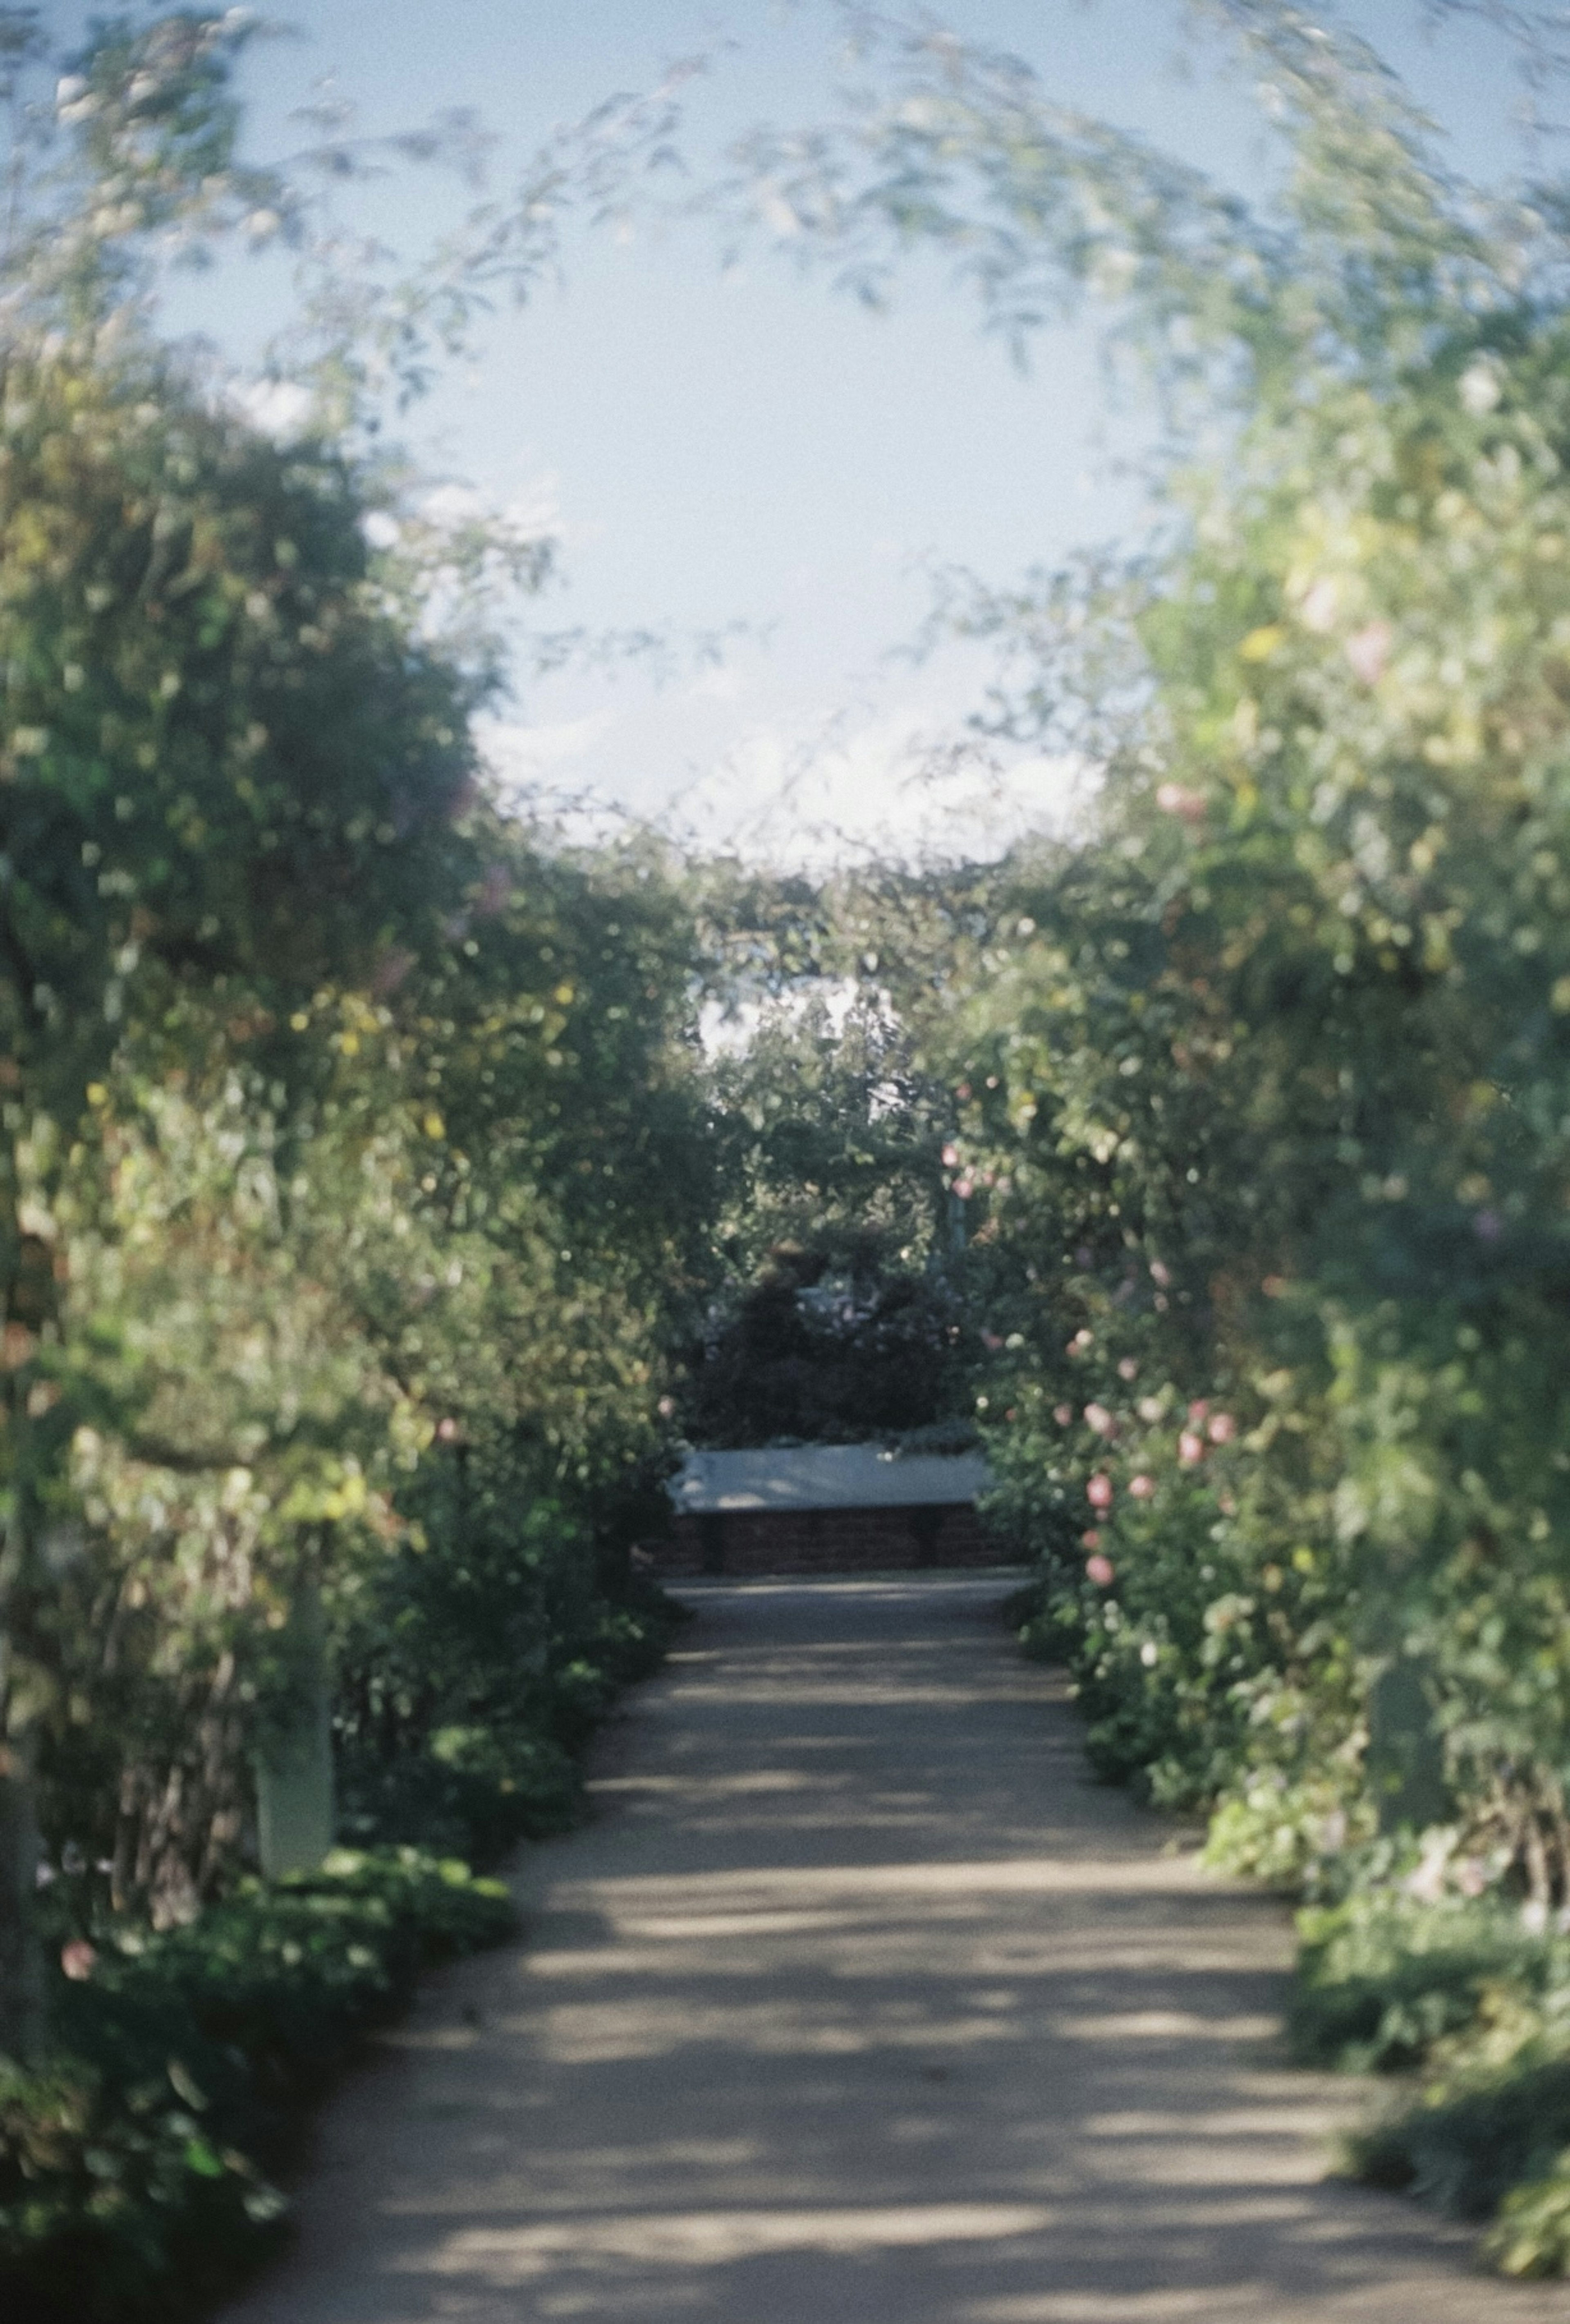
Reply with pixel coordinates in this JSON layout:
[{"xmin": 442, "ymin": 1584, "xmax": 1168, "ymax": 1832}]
[
  {"xmin": 474, "ymin": 863, "xmax": 512, "ymax": 919},
  {"xmin": 1178, "ymin": 1432, "xmax": 1205, "ymax": 1466},
  {"xmin": 370, "ymin": 946, "xmax": 415, "ymax": 997},
  {"xmin": 61, "ymin": 1940, "xmax": 96, "ymax": 1982},
  {"xmin": 1085, "ymin": 1553, "xmax": 1115, "ymax": 1587},
  {"xmin": 1117, "ymin": 1356, "xmax": 1139, "ymax": 1381},
  {"xmin": 1207, "ymin": 1412, "xmax": 1237, "ymax": 1444},
  {"xmin": 1084, "ymin": 1402, "xmax": 1116, "ymax": 1437},
  {"xmin": 941, "ymin": 1142, "xmax": 960, "ymax": 1168},
  {"xmin": 1053, "ymin": 1403, "xmax": 1074, "ymax": 1426},
  {"xmin": 1081, "ymin": 1528, "xmax": 1102, "ymax": 1549},
  {"xmin": 953, "ymin": 1179, "xmax": 973, "ymax": 1199},
  {"xmin": 1155, "ymin": 782, "xmax": 1207, "ymax": 823},
  {"xmin": 1128, "ymin": 1474, "xmax": 1155, "ymax": 1500},
  {"xmin": 1087, "ymin": 1473, "xmax": 1114, "ymax": 1510},
  {"xmin": 1188, "ymin": 1399, "xmax": 1210, "ymax": 1423},
  {"xmin": 1345, "ymin": 619, "xmax": 1392, "ymax": 685},
  {"xmin": 1149, "ymin": 1260, "xmax": 1172, "ymax": 1289}
]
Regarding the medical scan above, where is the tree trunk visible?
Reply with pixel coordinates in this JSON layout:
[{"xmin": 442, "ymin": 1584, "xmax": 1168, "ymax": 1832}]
[
  {"xmin": 0, "ymin": 1725, "xmax": 43, "ymax": 2062},
  {"xmin": 0, "ymin": 1411, "xmax": 45, "ymax": 2062},
  {"xmin": 111, "ymin": 1650, "xmax": 249, "ymax": 1925}
]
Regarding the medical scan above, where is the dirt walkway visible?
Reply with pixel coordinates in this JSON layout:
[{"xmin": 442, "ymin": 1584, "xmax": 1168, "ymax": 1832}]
[{"xmin": 222, "ymin": 1575, "xmax": 1563, "ymax": 2323}]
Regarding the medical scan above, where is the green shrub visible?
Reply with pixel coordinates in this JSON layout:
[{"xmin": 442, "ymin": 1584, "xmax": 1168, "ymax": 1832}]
[
  {"xmin": 334, "ymin": 1560, "xmax": 681, "ymax": 1858},
  {"xmin": 1289, "ymin": 1889, "xmax": 1570, "ymax": 2268},
  {"xmin": 1290, "ymin": 1892, "xmax": 1559, "ymax": 2073},
  {"xmin": 0, "ymin": 1849, "xmax": 514, "ymax": 2324},
  {"xmin": 1485, "ymin": 2150, "xmax": 1570, "ymax": 2279},
  {"xmin": 337, "ymin": 1725, "xmax": 582, "ymax": 1862},
  {"xmin": 0, "ymin": 2052, "xmax": 284, "ymax": 2324},
  {"xmin": 1350, "ymin": 2059, "xmax": 1570, "ymax": 2223}
]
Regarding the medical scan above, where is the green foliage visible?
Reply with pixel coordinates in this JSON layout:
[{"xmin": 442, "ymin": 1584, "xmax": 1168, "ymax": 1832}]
[
  {"xmin": 0, "ymin": 2051, "xmax": 279, "ymax": 2324},
  {"xmin": 0, "ymin": 14, "xmax": 709, "ymax": 2072},
  {"xmin": 335, "ymin": 1546, "xmax": 682, "ymax": 1857},
  {"xmin": 32, "ymin": 0, "xmax": 1570, "ymax": 2296},
  {"xmin": 713, "ymin": 6, "xmax": 1570, "ymax": 2273},
  {"xmin": 0, "ymin": 1848, "xmax": 513, "ymax": 2323},
  {"xmin": 1352, "ymin": 2062, "xmax": 1570, "ymax": 2224},
  {"xmin": 687, "ymin": 1238, "xmax": 964, "ymax": 1446},
  {"xmin": 1485, "ymin": 2150, "xmax": 1570, "ymax": 2278},
  {"xmin": 767, "ymin": 3, "xmax": 1570, "ymax": 1923},
  {"xmin": 1291, "ymin": 1892, "xmax": 1563, "ymax": 2073},
  {"xmin": 336, "ymin": 1723, "xmax": 581, "ymax": 1861},
  {"xmin": 684, "ymin": 984, "xmax": 976, "ymax": 1445},
  {"xmin": 1284, "ymin": 1889, "xmax": 1570, "ymax": 2255}
]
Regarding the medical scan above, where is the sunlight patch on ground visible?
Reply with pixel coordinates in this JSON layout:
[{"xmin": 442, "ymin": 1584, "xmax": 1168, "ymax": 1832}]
[
  {"xmin": 411, "ymin": 2201, "xmax": 1057, "ymax": 2277},
  {"xmin": 1049, "ymin": 2011, "xmax": 1280, "ymax": 2042},
  {"xmin": 964, "ymin": 2294, "xmax": 1276, "ymax": 2320},
  {"xmin": 555, "ymin": 1854, "xmax": 1229, "ymax": 1901}
]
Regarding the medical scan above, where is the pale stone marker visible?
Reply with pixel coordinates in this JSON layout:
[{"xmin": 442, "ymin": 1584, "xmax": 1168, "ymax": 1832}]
[{"xmin": 255, "ymin": 1579, "xmax": 335, "ymax": 1878}]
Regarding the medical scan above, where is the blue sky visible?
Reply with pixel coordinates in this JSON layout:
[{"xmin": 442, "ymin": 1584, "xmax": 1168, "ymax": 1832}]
[{"xmin": 120, "ymin": 3, "xmax": 1543, "ymax": 862}]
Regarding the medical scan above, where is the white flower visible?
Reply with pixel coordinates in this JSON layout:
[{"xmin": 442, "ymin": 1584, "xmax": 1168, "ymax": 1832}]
[
  {"xmin": 1459, "ymin": 361, "xmax": 1502, "ymax": 417},
  {"xmin": 1299, "ymin": 576, "xmax": 1340, "ymax": 634}
]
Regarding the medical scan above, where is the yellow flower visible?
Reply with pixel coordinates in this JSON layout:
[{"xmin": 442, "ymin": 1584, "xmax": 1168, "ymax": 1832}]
[{"xmin": 1239, "ymin": 624, "xmax": 1287, "ymax": 661}]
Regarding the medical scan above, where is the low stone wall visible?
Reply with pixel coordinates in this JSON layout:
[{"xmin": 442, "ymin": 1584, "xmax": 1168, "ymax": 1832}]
[{"xmin": 648, "ymin": 1501, "xmax": 1004, "ymax": 1578}]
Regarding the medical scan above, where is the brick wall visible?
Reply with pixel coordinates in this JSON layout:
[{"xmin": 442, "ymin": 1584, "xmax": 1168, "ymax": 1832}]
[{"xmin": 649, "ymin": 1501, "xmax": 1005, "ymax": 1578}]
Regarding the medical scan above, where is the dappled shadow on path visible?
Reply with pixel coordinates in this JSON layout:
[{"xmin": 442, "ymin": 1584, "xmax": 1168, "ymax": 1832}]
[{"xmin": 222, "ymin": 1578, "xmax": 1560, "ymax": 2324}]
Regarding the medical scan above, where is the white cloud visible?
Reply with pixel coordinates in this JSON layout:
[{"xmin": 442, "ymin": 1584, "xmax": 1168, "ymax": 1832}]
[
  {"xmin": 668, "ymin": 703, "xmax": 1090, "ymax": 870},
  {"xmin": 231, "ymin": 377, "xmax": 314, "ymax": 440},
  {"xmin": 419, "ymin": 481, "xmax": 487, "ymax": 526},
  {"xmin": 477, "ymin": 646, "xmax": 1094, "ymax": 872},
  {"xmin": 481, "ymin": 709, "xmax": 621, "ymax": 782},
  {"xmin": 699, "ymin": 976, "xmax": 865, "ymax": 1059},
  {"xmin": 416, "ymin": 475, "xmax": 562, "ymax": 544},
  {"xmin": 685, "ymin": 664, "xmax": 747, "ymax": 705}
]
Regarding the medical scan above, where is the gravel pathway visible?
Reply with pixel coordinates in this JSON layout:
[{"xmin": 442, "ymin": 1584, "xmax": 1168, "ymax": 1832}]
[{"xmin": 221, "ymin": 1573, "xmax": 1564, "ymax": 2323}]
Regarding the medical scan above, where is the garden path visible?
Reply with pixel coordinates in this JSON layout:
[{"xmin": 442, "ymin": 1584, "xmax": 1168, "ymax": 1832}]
[{"xmin": 221, "ymin": 1573, "xmax": 1563, "ymax": 2323}]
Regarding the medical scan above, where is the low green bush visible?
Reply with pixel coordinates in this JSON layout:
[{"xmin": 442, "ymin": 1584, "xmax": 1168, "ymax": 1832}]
[
  {"xmin": 334, "ymin": 1567, "xmax": 682, "ymax": 1860},
  {"xmin": 1485, "ymin": 2149, "xmax": 1570, "ymax": 2279},
  {"xmin": 1351, "ymin": 2058, "xmax": 1570, "ymax": 2225},
  {"xmin": 1290, "ymin": 1891, "xmax": 1562, "ymax": 2073},
  {"xmin": 5, "ymin": 1562, "xmax": 680, "ymax": 2323},
  {"xmin": 1286, "ymin": 1887, "xmax": 1570, "ymax": 2275},
  {"xmin": 337, "ymin": 1723, "xmax": 583, "ymax": 1861},
  {"xmin": 0, "ymin": 1849, "xmax": 514, "ymax": 2324}
]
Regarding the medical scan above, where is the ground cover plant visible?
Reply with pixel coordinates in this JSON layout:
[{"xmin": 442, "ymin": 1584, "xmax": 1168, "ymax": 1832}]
[{"xmin": 2, "ymin": 1849, "xmax": 514, "ymax": 2323}]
